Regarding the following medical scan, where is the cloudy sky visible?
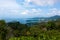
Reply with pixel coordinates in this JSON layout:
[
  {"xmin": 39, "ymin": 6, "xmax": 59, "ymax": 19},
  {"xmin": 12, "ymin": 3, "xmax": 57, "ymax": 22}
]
[{"xmin": 0, "ymin": 0, "xmax": 60, "ymax": 19}]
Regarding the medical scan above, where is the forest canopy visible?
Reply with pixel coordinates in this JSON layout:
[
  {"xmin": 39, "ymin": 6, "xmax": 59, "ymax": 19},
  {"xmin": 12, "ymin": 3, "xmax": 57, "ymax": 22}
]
[{"xmin": 0, "ymin": 19, "xmax": 60, "ymax": 40}]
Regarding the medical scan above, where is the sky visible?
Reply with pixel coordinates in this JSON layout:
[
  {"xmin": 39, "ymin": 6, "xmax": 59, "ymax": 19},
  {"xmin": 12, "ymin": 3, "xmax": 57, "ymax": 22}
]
[{"xmin": 0, "ymin": 0, "xmax": 60, "ymax": 19}]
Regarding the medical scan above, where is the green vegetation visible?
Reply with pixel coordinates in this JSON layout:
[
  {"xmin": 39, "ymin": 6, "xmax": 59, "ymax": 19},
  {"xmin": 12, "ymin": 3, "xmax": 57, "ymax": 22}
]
[{"xmin": 0, "ymin": 19, "xmax": 60, "ymax": 40}]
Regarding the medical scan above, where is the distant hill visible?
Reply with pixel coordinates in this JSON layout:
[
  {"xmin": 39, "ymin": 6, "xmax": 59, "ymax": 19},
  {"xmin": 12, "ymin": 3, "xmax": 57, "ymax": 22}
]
[
  {"xmin": 26, "ymin": 15, "xmax": 60, "ymax": 25},
  {"xmin": 1, "ymin": 15, "xmax": 60, "ymax": 24},
  {"xmin": 49, "ymin": 15, "xmax": 60, "ymax": 19},
  {"xmin": 27, "ymin": 15, "xmax": 60, "ymax": 20}
]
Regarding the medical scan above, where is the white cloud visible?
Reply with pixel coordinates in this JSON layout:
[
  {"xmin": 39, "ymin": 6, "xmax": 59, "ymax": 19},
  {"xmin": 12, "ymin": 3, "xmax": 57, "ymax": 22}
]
[
  {"xmin": 32, "ymin": 9, "xmax": 42, "ymax": 13},
  {"xmin": 19, "ymin": 8, "xmax": 42, "ymax": 18},
  {"xmin": 0, "ymin": 0, "xmax": 60, "ymax": 18},
  {"xmin": 58, "ymin": 11, "xmax": 60, "ymax": 15},
  {"xmin": 25, "ymin": 0, "xmax": 59, "ymax": 6},
  {"xmin": 21, "ymin": 10, "xmax": 29, "ymax": 15},
  {"xmin": 50, "ymin": 8, "xmax": 60, "ymax": 15},
  {"xmin": 46, "ymin": 8, "xmax": 60, "ymax": 17},
  {"xmin": 25, "ymin": 0, "xmax": 31, "ymax": 3},
  {"xmin": 0, "ymin": 0, "xmax": 20, "ymax": 9},
  {"xmin": 0, "ymin": 0, "xmax": 22, "ymax": 18}
]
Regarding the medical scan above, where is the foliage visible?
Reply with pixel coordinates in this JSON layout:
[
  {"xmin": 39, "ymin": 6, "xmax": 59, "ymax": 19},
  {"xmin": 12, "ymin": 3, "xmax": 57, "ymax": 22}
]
[{"xmin": 0, "ymin": 19, "xmax": 60, "ymax": 40}]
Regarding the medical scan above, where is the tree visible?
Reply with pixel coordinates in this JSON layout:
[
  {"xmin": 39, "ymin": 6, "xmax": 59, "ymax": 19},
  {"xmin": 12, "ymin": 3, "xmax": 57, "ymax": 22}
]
[
  {"xmin": 7, "ymin": 21, "xmax": 28, "ymax": 36},
  {"xmin": 29, "ymin": 25, "xmax": 41, "ymax": 36},
  {"xmin": 0, "ymin": 20, "xmax": 7, "ymax": 40},
  {"xmin": 45, "ymin": 21, "xmax": 56, "ymax": 30},
  {"xmin": 55, "ymin": 19, "xmax": 60, "ymax": 30}
]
